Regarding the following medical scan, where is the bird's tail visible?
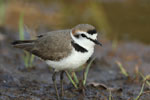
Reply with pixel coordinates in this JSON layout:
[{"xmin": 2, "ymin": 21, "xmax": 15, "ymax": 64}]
[{"xmin": 11, "ymin": 40, "xmax": 35, "ymax": 51}]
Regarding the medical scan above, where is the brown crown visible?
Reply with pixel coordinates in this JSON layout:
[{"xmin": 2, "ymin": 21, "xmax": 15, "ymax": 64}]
[{"xmin": 71, "ymin": 24, "xmax": 96, "ymax": 35}]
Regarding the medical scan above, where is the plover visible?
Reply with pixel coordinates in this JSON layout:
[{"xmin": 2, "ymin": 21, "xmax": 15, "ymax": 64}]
[{"xmin": 12, "ymin": 24, "xmax": 102, "ymax": 99}]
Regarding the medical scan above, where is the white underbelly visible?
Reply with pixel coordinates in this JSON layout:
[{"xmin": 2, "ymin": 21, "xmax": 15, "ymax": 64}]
[{"xmin": 46, "ymin": 48, "xmax": 94, "ymax": 71}]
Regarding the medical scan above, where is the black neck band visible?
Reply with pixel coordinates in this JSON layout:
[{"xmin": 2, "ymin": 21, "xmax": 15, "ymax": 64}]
[{"xmin": 71, "ymin": 41, "xmax": 88, "ymax": 53}]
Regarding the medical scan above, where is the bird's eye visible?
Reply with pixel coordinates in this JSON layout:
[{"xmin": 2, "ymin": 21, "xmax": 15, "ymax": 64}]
[
  {"xmin": 81, "ymin": 34, "xmax": 86, "ymax": 38},
  {"xmin": 74, "ymin": 34, "xmax": 80, "ymax": 38}
]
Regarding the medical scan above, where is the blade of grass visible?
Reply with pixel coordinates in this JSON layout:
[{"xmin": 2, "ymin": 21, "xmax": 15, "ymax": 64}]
[
  {"xmin": 139, "ymin": 73, "xmax": 150, "ymax": 86},
  {"xmin": 19, "ymin": 13, "xmax": 28, "ymax": 67},
  {"xmin": 65, "ymin": 71, "xmax": 78, "ymax": 89},
  {"xmin": 72, "ymin": 72, "xmax": 79, "ymax": 84},
  {"xmin": 19, "ymin": 13, "xmax": 24, "ymax": 40},
  {"xmin": 116, "ymin": 60, "xmax": 128, "ymax": 77},
  {"xmin": 23, "ymin": 51, "xmax": 30, "ymax": 67},
  {"xmin": 134, "ymin": 75, "xmax": 150, "ymax": 100},
  {"xmin": 19, "ymin": 13, "xmax": 35, "ymax": 68},
  {"xmin": 83, "ymin": 57, "xmax": 95, "ymax": 86},
  {"xmin": 134, "ymin": 82, "xmax": 145, "ymax": 100},
  {"xmin": 109, "ymin": 90, "xmax": 112, "ymax": 100},
  {"xmin": 19, "ymin": 13, "xmax": 29, "ymax": 68},
  {"xmin": 29, "ymin": 54, "xmax": 35, "ymax": 67}
]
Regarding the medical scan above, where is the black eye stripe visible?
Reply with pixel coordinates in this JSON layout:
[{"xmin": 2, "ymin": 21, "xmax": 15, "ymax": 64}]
[
  {"xmin": 81, "ymin": 34, "xmax": 86, "ymax": 37},
  {"xmin": 74, "ymin": 34, "xmax": 87, "ymax": 38},
  {"xmin": 81, "ymin": 34, "xmax": 89, "ymax": 39},
  {"xmin": 87, "ymin": 29, "xmax": 97, "ymax": 35},
  {"xmin": 75, "ymin": 33, "xmax": 97, "ymax": 45},
  {"xmin": 80, "ymin": 34, "xmax": 98, "ymax": 44}
]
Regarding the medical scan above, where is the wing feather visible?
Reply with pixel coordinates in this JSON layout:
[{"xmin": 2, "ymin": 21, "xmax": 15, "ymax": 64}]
[{"xmin": 30, "ymin": 30, "xmax": 72, "ymax": 61}]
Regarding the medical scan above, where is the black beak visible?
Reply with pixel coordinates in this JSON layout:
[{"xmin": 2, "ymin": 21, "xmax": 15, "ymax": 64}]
[{"xmin": 94, "ymin": 40, "xmax": 102, "ymax": 46}]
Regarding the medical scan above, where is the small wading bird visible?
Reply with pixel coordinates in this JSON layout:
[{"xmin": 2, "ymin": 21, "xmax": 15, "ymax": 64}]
[{"xmin": 12, "ymin": 24, "xmax": 102, "ymax": 100}]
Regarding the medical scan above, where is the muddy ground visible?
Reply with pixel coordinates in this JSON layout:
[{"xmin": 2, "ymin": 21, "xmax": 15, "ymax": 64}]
[{"xmin": 0, "ymin": 26, "xmax": 150, "ymax": 100}]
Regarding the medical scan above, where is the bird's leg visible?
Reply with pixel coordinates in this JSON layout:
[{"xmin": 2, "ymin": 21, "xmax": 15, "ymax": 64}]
[
  {"xmin": 60, "ymin": 71, "xmax": 65, "ymax": 97},
  {"xmin": 52, "ymin": 71, "xmax": 60, "ymax": 100}
]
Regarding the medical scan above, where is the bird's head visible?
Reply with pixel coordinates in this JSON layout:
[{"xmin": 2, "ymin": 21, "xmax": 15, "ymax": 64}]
[{"xmin": 71, "ymin": 24, "xmax": 102, "ymax": 49}]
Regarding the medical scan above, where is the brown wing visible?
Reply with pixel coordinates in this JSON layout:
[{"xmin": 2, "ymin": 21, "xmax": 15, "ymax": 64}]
[
  {"xmin": 32, "ymin": 29, "xmax": 72, "ymax": 61},
  {"xmin": 20, "ymin": 29, "xmax": 72, "ymax": 61}
]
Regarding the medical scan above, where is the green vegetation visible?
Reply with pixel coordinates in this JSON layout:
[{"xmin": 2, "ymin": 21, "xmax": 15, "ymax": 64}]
[
  {"xmin": 72, "ymin": 71, "xmax": 79, "ymax": 84},
  {"xmin": 134, "ymin": 75, "xmax": 150, "ymax": 100},
  {"xmin": 66, "ymin": 58, "xmax": 95, "ymax": 89},
  {"xmin": 134, "ymin": 82, "xmax": 145, "ymax": 100},
  {"xmin": 109, "ymin": 90, "xmax": 112, "ymax": 100},
  {"xmin": 139, "ymin": 73, "xmax": 150, "ymax": 87},
  {"xmin": 116, "ymin": 60, "xmax": 129, "ymax": 77},
  {"xmin": 65, "ymin": 71, "xmax": 78, "ymax": 89},
  {"xmin": 19, "ymin": 13, "xmax": 35, "ymax": 68},
  {"xmin": 83, "ymin": 57, "xmax": 95, "ymax": 86}
]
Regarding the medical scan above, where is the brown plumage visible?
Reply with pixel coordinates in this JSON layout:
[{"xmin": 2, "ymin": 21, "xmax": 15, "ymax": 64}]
[
  {"xmin": 72, "ymin": 24, "xmax": 96, "ymax": 35},
  {"xmin": 12, "ymin": 24, "xmax": 97, "ymax": 61},
  {"xmin": 12, "ymin": 30, "xmax": 72, "ymax": 61}
]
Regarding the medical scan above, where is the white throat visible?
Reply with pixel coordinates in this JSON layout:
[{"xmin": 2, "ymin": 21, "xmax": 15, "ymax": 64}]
[{"xmin": 70, "ymin": 31, "xmax": 96, "ymax": 50}]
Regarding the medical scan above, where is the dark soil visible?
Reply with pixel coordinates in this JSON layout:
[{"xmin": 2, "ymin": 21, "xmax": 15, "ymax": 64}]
[{"xmin": 0, "ymin": 26, "xmax": 150, "ymax": 100}]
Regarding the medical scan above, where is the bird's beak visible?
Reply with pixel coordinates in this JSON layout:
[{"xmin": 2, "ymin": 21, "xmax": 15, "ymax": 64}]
[{"xmin": 94, "ymin": 40, "xmax": 102, "ymax": 46}]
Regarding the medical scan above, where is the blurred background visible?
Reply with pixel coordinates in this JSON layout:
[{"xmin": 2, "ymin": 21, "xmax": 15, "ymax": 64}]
[
  {"xmin": 0, "ymin": 0, "xmax": 150, "ymax": 99},
  {"xmin": 0, "ymin": 0, "xmax": 150, "ymax": 43}
]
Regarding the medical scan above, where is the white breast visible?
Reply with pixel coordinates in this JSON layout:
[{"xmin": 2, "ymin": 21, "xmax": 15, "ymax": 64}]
[{"xmin": 46, "ymin": 47, "xmax": 94, "ymax": 71}]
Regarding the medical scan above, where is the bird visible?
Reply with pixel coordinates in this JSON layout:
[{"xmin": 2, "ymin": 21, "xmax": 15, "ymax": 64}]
[{"xmin": 12, "ymin": 24, "xmax": 102, "ymax": 100}]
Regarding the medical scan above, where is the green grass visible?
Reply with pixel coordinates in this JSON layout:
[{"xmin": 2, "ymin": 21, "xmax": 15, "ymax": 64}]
[
  {"xmin": 65, "ymin": 71, "xmax": 78, "ymax": 89},
  {"xmin": 134, "ymin": 79, "xmax": 147, "ymax": 100},
  {"xmin": 19, "ymin": 13, "xmax": 25, "ymax": 40},
  {"xmin": 109, "ymin": 90, "xmax": 112, "ymax": 100},
  {"xmin": 134, "ymin": 74, "xmax": 150, "ymax": 100},
  {"xmin": 83, "ymin": 57, "xmax": 95, "ymax": 86},
  {"xmin": 66, "ymin": 58, "xmax": 95, "ymax": 89},
  {"xmin": 139, "ymin": 73, "xmax": 150, "ymax": 86},
  {"xmin": 116, "ymin": 60, "xmax": 129, "ymax": 77},
  {"xmin": 72, "ymin": 71, "xmax": 79, "ymax": 84},
  {"xmin": 134, "ymin": 82, "xmax": 145, "ymax": 100},
  {"xmin": 19, "ymin": 13, "xmax": 35, "ymax": 68}
]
